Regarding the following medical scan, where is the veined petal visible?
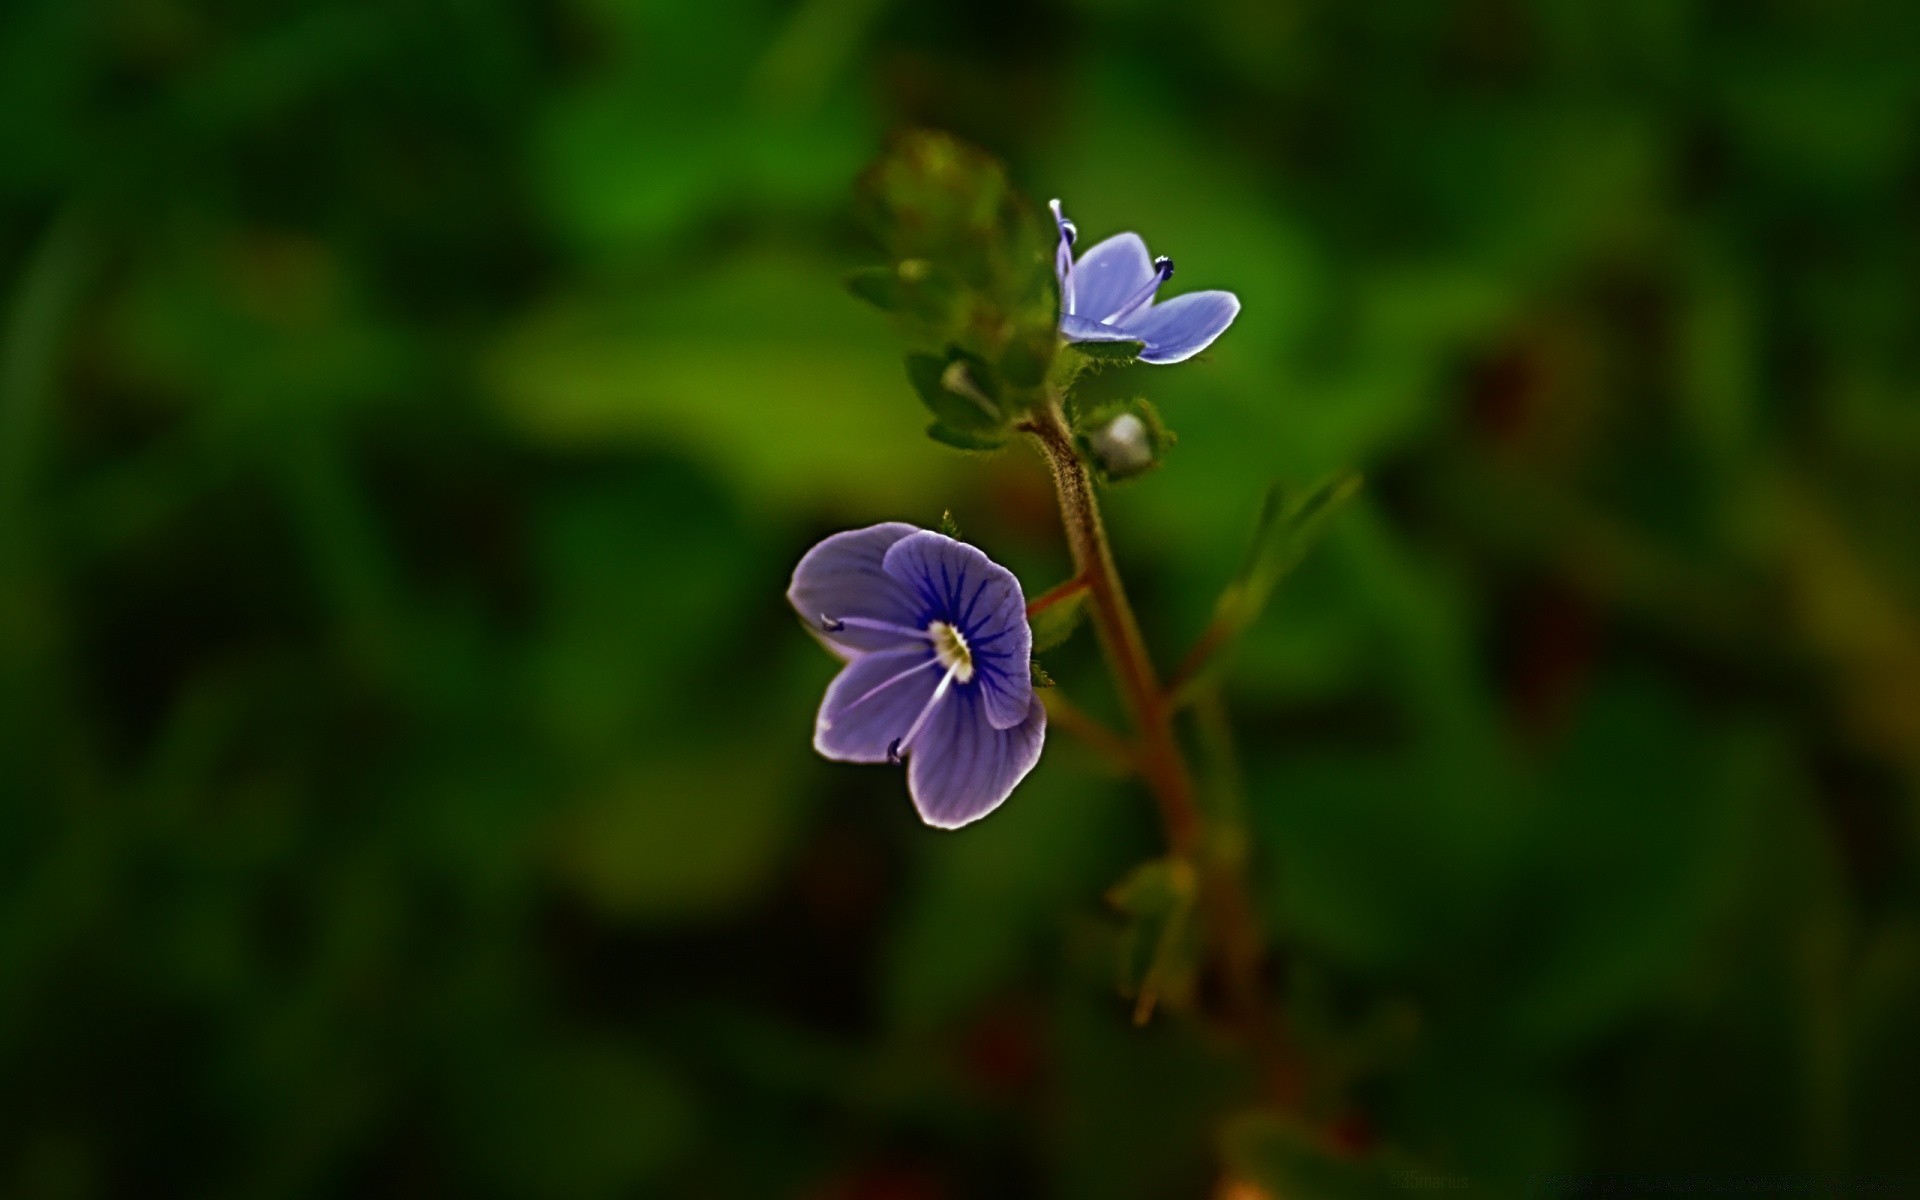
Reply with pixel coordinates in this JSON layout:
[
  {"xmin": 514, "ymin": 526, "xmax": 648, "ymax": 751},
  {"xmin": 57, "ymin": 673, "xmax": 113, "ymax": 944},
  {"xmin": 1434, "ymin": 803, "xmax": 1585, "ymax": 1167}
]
[
  {"xmin": 1068, "ymin": 233, "xmax": 1156, "ymax": 322},
  {"xmin": 881, "ymin": 531, "xmax": 1033, "ymax": 729},
  {"xmin": 907, "ymin": 691, "xmax": 1047, "ymax": 829},
  {"xmin": 788, "ymin": 522, "xmax": 923, "ymax": 656},
  {"xmin": 1126, "ymin": 290, "xmax": 1241, "ymax": 364},
  {"xmin": 815, "ymin": 647, "xmax": 940, "ymax": 763}
]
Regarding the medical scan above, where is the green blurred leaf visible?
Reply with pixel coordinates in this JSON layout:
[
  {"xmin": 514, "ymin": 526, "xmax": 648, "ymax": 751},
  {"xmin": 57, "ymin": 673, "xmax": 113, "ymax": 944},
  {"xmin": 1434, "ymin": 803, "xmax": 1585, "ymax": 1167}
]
[
  {"xmin": 486, "ymin": 251, "xmax": 967, "ymax": 509},
  {"xmin": 1028, "ymin": 585, "xmax": 1088, "ymax": 653},
  {"xmin": 904, "ymin": 348, "xmax": 1005, "ymax": 433},
  {"xmin": 853, "ymin": 130, "xmax": 1057, "ymax": 392},
  {"xmin": 1106, "ymin": 857, "xmax": 1200, "ymax": 1023},
  {"xmin": 925, "ymin": 422, "xmax": 1008, "ymax": 452},
  {"xmin": 1172, "ymin": 472, "xmax": 1363, "ymax": 703}
]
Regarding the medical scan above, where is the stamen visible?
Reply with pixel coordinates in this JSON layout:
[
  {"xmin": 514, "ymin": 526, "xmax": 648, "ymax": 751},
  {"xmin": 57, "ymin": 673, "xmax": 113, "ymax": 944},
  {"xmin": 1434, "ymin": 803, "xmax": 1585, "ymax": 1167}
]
[
  {"xmin": 891, "ymin": 661, "xmax": 961, "ymax": 762},
  {"xmin": 1050, "ymin": 198, "xmax": 1077, "ymax": 313},
  {"xmin": 1101, "ymin": 256, "xmax": 1174, "ymax": 324},
  {"xmin": 843, "ymin": 654, "xmax": 941, "ymax": 714},
  {"xmin": 819, "ymin": 614, "xmax": 933, "ymax": 641},
  {"xmin": 1049, "ymin": 199, "xmax": 1077, "ymax": 246}
]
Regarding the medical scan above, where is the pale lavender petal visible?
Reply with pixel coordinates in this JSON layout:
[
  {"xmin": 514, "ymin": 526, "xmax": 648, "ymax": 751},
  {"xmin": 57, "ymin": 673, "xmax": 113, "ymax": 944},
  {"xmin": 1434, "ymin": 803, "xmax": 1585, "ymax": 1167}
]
[
  {"xmin": 1059, "ymin": 313, "xmax": 1141, "ymax": 345},
  {"xmin": 907, "ymin": 691, "xmax": 1047, "ymax": 829},
  {"xmin": 1127, "ymin": 290, "xmax": 1241, "ymax": 364},
  {"xmin": 788, "ymin": 522, "xmax": 923, "ymax": 656},
  {"xmin": 1067, "ymin": 233, "xmax": 1155, "ymax": 322},
  {"xmin": 814, "ymin": 647, "xmax": 940, "ymax": 763},
  {"xmin": 880, "ymin": 531, "xmax": 1033, "ymax": 729}
]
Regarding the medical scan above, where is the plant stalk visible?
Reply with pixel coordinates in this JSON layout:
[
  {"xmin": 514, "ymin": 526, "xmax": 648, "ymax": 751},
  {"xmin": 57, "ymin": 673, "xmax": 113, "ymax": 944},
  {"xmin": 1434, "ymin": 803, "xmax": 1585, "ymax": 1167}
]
[{"xmin": 1023, "ymin": 397, "xmax": 1278, "ymax": 1057}]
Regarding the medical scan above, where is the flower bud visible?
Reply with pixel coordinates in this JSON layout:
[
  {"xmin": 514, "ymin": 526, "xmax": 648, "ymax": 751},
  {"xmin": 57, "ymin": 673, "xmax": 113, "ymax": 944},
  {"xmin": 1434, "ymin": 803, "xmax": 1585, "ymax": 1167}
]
[{"xmin": 1087, "ymin": 412, "xmax": 1158, "ymax": 480}]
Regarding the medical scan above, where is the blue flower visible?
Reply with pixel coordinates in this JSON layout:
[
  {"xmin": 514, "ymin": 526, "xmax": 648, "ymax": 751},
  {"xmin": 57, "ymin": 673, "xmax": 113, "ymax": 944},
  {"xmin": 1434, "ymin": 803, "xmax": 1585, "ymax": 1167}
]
[
  {"xmin": 789, "ymin": 523, "xmax": 1046, "ymax": 829},
  {"xmin": 1050, "ymin": 199, "xmax": 1240, "ymax": 364}
]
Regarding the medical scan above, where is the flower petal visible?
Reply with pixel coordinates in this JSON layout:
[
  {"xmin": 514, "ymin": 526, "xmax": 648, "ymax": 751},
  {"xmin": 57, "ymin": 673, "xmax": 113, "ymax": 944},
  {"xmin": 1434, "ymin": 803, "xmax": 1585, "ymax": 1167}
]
[
  {"xmin": 1068, "ymin": 233, "xmax": 1156, "ymax": 322},
  {"xmin": 788, "ymin": 522, "xmax": 924, "ymax": 656},
  {"xmin": 907, "ymin": 691, "xmax": 1047, "ymax": 829},
  {"xmin": 1059, "ymin": 313, "xmax": 1141, "ymax": 345},
  {"xmin": 881, "ymin": 531, "xmax": 1033, "ymax": 729},
  {"xmin": 814, "ymin": 647, "xmax": 940, "ymax": 763},
  {"xmin": 1126, "ymin": 290, "xmax": 1241, "ymax": 364}
]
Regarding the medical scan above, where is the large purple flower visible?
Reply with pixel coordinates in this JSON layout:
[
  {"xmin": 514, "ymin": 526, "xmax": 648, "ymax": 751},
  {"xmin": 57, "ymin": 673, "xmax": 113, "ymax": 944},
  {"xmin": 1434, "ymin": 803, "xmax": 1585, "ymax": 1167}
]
[
  {"xmin": 788, "ymin": 523, "xmax": 1046, "ymax": 829},
  {"xmin": 1050, "ymin": 199, "xmax": 1240, "ymax": 364}
]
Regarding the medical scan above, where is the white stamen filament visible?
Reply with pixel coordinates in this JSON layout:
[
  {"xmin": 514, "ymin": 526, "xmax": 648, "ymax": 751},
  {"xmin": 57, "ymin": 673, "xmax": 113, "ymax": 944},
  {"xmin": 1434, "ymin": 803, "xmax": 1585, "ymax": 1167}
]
[
  {"xmin": 889, "ymin": 660, "xmax": 961, "ymax": 763},
  {"xmin": 1100, "ymin": 256, "xmax": 1173, "ymax": 324},
  {"xmin": 842, "ymin": 654, "xmax": 942, "ymax": 714},
  {"xmin": 1051, "ymin": 198, "xmax": 1077, "ymax": 314}
]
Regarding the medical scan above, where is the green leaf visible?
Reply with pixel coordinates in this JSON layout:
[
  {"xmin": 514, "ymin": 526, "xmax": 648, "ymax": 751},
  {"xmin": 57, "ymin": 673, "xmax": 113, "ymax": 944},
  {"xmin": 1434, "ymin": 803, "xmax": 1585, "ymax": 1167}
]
[
  {"xmin": 1172, "ymin": 471, "xmax": 1363, "ymax": 704},
  {"xmin": 1027, "ymin": 585, "xmax": 1088, "ymax": 653},
  {"xmin": 1070, "ymin": 339, "xmax": 1144, "ymax": 364},
  {"xmin": 1029, "ymin": 659, "xmax": 1055, "ymax": 688},
  {"xmin": 925, "ymin": 422, "xmax": 1007, "ymax": 452},
  {"xmin": 843, "ymin": 265, "xmax": 900, "ymax": 312},
  {"xmin": 905, "ymin": 348, "xmax": 1003, "ymax": 432},
  {"xmin": 1106, "ymin": 857, "xmax": 1200, "ymax": 1023},
  {"xmin": 937, "ymin": 509, "xmax": 962, "ymax": 539},
  {"xmin": 852, "ymin": 131, "xmax": 1057, "ymax": 385},
  {"xmin": 998, "ymin": 326, "xmax": 1056, "ymax": 388}
]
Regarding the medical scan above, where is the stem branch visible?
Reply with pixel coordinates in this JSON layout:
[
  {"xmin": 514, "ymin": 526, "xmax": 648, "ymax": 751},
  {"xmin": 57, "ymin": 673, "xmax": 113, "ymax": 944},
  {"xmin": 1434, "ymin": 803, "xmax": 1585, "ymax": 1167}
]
[
  {"xmin": 1022, "ymin": 401, "xmax": 1199, "ymax": 852},
  {"xmin": 1022, "ymin": 397, "xmax": 1282, "ymax": 1075},
  {"xmin": 1026, "ymin": 573, "xmax": 1091, "ymax": 618}
]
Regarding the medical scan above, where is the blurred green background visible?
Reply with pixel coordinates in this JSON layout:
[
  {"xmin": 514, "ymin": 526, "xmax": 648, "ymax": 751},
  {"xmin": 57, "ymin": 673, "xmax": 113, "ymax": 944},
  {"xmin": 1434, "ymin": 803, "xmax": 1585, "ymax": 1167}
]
[{"xmin": 5, "ymin": 0, "xmax": 1920, "ymax": 1195}]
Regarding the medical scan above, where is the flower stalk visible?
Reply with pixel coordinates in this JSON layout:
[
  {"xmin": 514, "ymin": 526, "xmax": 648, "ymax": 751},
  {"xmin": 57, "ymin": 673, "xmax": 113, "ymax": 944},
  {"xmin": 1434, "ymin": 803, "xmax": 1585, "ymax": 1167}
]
[
  {"xmin": 1022, "ymin": 397, "xmax": 1281, "ymax": 1067},
  {"xmin": 1022, "ymin": 399, "xmax": 1200, "ymax": 852}
]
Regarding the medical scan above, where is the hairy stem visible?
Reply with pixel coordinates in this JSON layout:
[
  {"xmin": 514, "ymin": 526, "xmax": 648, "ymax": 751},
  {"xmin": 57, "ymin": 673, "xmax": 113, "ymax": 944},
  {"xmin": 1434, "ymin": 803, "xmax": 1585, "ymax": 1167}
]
[
  {"xmin": 1023, "ymin": 397, "xmax": 1279, "ymax": 1058},
  {"xmin": 1023, "ymin": 399, "xmax": 1199, "ymax": 852}
]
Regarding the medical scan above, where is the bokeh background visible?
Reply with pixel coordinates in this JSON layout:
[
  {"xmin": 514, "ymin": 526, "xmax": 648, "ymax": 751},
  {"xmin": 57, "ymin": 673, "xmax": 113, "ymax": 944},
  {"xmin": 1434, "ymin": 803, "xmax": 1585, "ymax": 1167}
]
[{"xmin": 5, "ymin": 0, "xmax": 1920, "ymax": 1195}]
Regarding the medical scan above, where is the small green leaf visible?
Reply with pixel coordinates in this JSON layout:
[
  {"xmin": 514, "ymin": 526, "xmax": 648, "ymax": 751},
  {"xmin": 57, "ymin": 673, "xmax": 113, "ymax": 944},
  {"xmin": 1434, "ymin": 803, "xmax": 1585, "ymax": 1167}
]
[
  {"xmin": 852, "ymin": 131, "xmax": 1058, "ymax": 368},
  {"xmin": 906, "ymin": 349, "xmax": 1004, "ymax": 432},
  {"xmin": 1027, "ymin": 586, "xmax": 1088, "ymax": 653},
  {"xmin": 925, "ymin": 422, "xmax": 1007, "ymax": 452},
  {"xmin": 1106, "ymin": 857, "xmax": 1200, "ymax": 1024},
  {"xmin": 998, "ymin": 326, "xmax": 1056, "ymax": 389},
  {"xmin": 1172, "ymin": 472, "xmax": 1362, "ymax": 705},
  {"xmin": 844, "ymin": 266, "xmax": 900, "ymax": 311},
  {"xmin": 937, "ymin": 509, "xmax": 962, "ymax": 539},
  {"xmin": 1029, "ymin": 659, "xmax": 1055, "ymax": 688},
  {"xmin": 1071, "ymin": 339, "xmax": 1144, "ymax": 364},
  {"xmin": 1240, "ymin": 472, "xmax": 1365, "ymax": 607}
]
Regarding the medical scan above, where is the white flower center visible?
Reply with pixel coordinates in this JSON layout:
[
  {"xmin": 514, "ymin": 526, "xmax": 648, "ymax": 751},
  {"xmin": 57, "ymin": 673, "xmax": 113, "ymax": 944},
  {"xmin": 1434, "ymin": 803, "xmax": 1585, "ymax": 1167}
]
[{"xmin": 927, "ymin": 620, "xmax": 974, "ymax": 684}]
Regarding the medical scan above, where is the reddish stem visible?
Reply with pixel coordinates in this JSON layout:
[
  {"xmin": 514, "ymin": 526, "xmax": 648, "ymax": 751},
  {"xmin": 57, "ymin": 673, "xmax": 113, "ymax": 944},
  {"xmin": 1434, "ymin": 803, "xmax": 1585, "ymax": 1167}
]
[{"xmin": 1027, "ymin": 574, "xmax": 1090, "ymax": 618}]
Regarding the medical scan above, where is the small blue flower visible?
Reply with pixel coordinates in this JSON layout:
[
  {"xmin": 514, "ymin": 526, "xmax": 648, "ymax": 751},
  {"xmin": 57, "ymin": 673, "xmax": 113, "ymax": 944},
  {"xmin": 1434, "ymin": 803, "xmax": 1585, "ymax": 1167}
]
[
  {"xmin": 789, "ymin": 523, "xmax": 1046, "ymax": 829},
  {"xmin": 1050, "ymin": 199, "xmax": 1240, "ymax": 364}
]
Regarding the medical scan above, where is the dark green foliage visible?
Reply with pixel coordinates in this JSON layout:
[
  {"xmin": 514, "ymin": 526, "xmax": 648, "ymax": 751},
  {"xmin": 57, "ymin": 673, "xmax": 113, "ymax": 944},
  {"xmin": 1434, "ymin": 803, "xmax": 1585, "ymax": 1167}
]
[
  {"xmin": 2, "ymin": 0, "xmax": 1918, "ymax": 1195},
  {"xmin": 851, "ymin": 131, "xmax": 1059, "ymax": 425}
]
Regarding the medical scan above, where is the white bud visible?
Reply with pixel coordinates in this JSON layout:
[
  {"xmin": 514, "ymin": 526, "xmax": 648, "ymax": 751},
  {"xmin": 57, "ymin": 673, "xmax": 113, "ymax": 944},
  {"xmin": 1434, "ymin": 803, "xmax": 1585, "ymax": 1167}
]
[{"xmin": 1088, "ymin": 412, "xmax": 1156, "ymax": 478}]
